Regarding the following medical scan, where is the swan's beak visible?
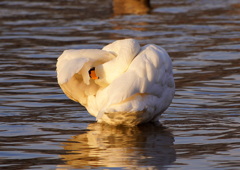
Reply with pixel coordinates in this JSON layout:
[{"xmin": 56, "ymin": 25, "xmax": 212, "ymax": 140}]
[{"xmin": 89, "ymin": 68, "xmax": 99, "ymax": 80}]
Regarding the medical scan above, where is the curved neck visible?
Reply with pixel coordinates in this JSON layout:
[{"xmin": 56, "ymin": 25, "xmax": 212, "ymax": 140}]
[{"xmin": 95, "ymin": 39, "xmax": 140, "ymax": 85}]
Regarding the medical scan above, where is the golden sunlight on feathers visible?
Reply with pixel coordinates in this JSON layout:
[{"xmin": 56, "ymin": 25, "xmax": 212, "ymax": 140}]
[{"xmin": 56, "ymin": 39, "xmax": 175, "ymax": 126}]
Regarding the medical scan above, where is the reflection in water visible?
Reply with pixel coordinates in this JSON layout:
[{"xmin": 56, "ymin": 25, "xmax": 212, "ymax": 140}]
[
  {"xmin": 113, "ymin": 0, "xmax": 151, "ymax": 15},
  {"xmin": 59, "ymin": 123, "xmax": 175, "ymax": 169}
]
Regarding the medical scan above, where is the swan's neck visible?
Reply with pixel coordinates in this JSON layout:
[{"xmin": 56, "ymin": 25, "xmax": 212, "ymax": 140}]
[{"xmin": 95, "ymin": 39, "xmax": 140, "ymax": 85}]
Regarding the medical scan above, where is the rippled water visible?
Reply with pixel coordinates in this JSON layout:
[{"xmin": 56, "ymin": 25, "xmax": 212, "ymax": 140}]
[{"xmin": 1, "ymin": 0, "xmax": 240, "ymax": 169}]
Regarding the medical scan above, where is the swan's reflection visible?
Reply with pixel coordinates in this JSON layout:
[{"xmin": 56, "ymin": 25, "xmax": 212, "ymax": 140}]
[{"xmin": 59, "ymin": 123, "xmax": 176, "ymax": 169}]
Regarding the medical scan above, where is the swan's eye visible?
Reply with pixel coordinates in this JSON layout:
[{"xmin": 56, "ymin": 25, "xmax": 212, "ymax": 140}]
[{"xmin": 88, "ymin": 67, "xmax": 99, "ymax": 79}]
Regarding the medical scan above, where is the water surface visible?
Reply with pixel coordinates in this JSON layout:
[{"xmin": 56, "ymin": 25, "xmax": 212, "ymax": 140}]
[{"xmin": 0, "ymin": 0, "xmax": 240, "ymax": 169}]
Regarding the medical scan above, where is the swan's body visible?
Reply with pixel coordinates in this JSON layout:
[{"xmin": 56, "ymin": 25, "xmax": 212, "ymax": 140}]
[{"xmin": 57, "ymin": 39, "xmax": 175, "ymax": 126}]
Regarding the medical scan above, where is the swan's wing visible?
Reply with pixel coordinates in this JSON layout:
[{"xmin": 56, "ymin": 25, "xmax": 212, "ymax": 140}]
[
  {"xmin": 56, "ymin": 49, "xmax": 115, "ymax": 84},
  {"xmin": 57, "ymin": 51, "xmax": 89, "ymax": 84},
  {"xmin": 56, "ymin": 49, "xmax": 116, "ymax": 108},
  {"xmin": 131, "ymin": 44, "xmax": 175, "ymax": 96},
  {"xmin": 95, "ymin": 44, "xmax": 174, "ymax": 119}
]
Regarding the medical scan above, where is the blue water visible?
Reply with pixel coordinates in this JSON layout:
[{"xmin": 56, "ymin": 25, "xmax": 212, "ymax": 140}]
[{"xmin": 0, "ymin": 0, "xmax": 240, "ymax": 169}]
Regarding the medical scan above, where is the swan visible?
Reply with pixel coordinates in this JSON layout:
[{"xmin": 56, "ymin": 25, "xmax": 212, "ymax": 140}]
[{"xmin": 56, "ymin": 39, "xmax": 175, "ymax": 126}]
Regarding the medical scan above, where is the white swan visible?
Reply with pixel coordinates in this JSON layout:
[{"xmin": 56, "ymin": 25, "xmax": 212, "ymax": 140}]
[{"xmin": 56, "ymin": 39, "xmax": 175, "ymax": 126}]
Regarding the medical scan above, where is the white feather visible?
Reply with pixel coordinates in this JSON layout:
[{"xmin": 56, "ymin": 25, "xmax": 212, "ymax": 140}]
[{"xmin": 56, "ymin": 39, "xmax": 175, "ymax": 126}]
